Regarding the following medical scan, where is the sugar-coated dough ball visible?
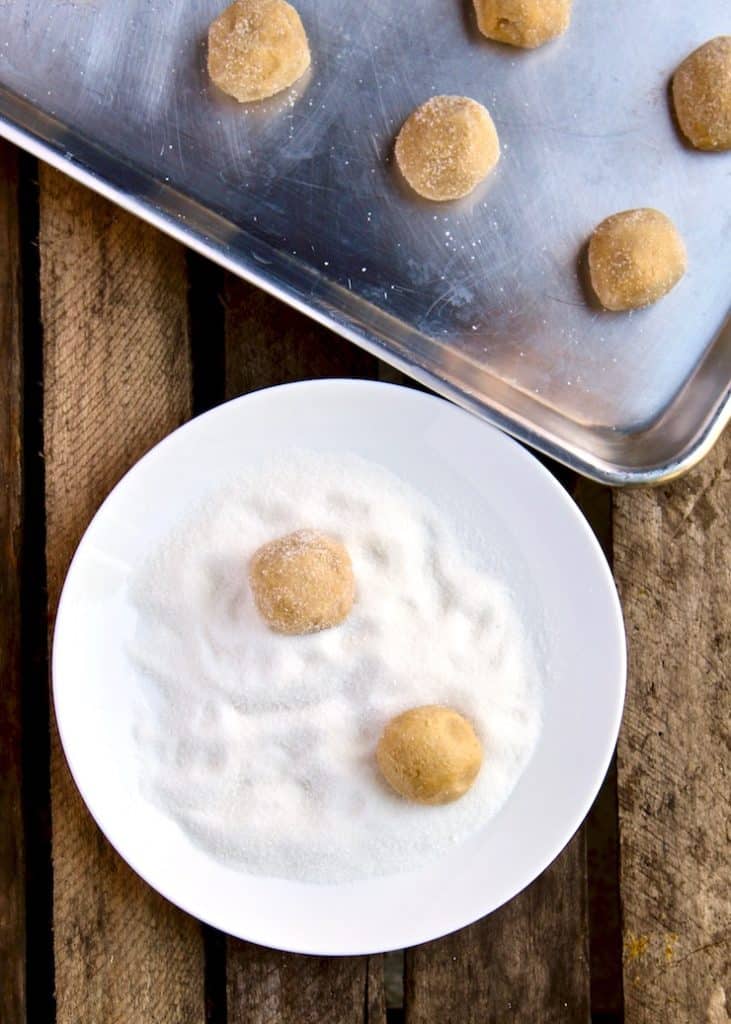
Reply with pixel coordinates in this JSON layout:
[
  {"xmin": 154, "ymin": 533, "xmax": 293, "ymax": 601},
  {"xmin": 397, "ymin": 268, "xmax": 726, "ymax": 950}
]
[
  {"xmin": 588, "ymin": 209, "xmax": 687, "ymax": 312},
  {"xmin": 395, "ymin": 96, "xmax": 500, "ymax": 202},
  {"xmin": 249, "ymin": 530, "xmax": 355, "ymax": 634},
  {"xmin": 376, "ymin": 706, "xmax": 483, "ymax": 805},
  {"xmin": 672, "ymin": 37, "xmax": 731, "ymax": 151},
  {"xmin": 473, "ymin": 0, "xmax": 572, "ymax": 49},
  {"xmin": 207, "ymin": 0, "xmax": 310, "ymax": 103}
]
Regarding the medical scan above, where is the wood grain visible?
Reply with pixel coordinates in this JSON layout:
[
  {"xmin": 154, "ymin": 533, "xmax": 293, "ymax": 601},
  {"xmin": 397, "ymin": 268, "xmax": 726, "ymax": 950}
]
[
  {"xmin": 228, "ymin": 946, "xmax": 385, "ymax": 1024},
  {"xmin": 39, "ymin": 166, "xmax": 205, "ymax": 1024},
  {"xmin": 405, "ymin": 830, "xmax": 590, "ymax": 1023},
  {"xmin": 223, "ymin": 278, "xmax": 378, "ymax": 398},
  {"xmin": 223, "ymin": 273, "xmax": 384, "ymax": 1024},
  {"xmin": 614, "ymin": 436, "xmax": 731, "ymax": 1023},
  {"xmin": 0, "ymin": 140, "xmax": 25, "ymax": 1024}
]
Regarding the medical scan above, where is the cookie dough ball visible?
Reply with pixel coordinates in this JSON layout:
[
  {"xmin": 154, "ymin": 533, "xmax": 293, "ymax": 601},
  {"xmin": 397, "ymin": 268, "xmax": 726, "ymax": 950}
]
[
  {"xmin": 207, "ymin": 0, "xmax": 310, "ymax": 103},
  {"xmin": 249, "ymin": 529, "xmax": 355, "ymax": 635},
  {"xmin": 395, "ymin": 96, "xmax": 500, "ymax": 202},
  {"xmin": 588, "ymin": 209, "xmax": 687, "ymax": 311},
  {"xmin": 376, "ymin": 706, "xmax": 483, "ymax": 805},
  {"xmin": 672, "ymin": 37, "xmax": 731, "ymax": 151},
  {"xmin": 473, "ymin": 0, "xmax": 572, "ymax": 49}
]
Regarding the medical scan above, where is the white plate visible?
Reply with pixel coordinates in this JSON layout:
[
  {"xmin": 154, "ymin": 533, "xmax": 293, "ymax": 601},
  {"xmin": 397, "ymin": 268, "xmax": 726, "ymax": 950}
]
[{"xmin": 53, "ymin": 380, "xmax": 626, "ymax": 954}]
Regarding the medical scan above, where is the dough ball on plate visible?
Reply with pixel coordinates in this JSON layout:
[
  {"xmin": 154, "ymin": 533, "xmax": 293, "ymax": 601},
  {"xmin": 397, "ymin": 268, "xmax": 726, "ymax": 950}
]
[
  {"xmin": 395, "ymin": 95, "xmax": 500, "ymax": 201},
  {"xmin": 208, "ymin": 0, "xmax": 310, "ymax": 103},
  {"xmin": 473, "ymin": 0, "xmax": 572, "ymax": 49},
  {"xmin": 672, "ymin": 36, "xmax": 731, "ymax": 151},
  {"xmin": 249, "ymin": 529, "xmax": 355, "ymax": 635},
  {"xmin": 376, "ymin": 705, "xmax": 483, "ymax": 805},
  {"xmin": 587, "ymin": 208, "xmax": 687, "ymax": 311}
]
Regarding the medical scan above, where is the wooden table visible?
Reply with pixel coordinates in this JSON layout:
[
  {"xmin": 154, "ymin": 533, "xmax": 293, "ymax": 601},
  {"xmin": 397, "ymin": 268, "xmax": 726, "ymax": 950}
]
[{"xmin": 1, "ymin": 139, "xmax": 728, "ymax": 1024}]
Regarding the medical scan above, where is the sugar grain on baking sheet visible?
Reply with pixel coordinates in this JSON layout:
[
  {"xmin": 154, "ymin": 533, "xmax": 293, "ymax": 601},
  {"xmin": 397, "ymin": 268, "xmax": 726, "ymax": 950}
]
[{"xmin": 129, "ymin": 450, "xmax": 542, "ymax": 882}]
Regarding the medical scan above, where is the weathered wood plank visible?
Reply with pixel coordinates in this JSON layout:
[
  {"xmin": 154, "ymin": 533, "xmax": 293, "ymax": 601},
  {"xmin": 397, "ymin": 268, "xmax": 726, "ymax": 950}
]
[
  {"xmin": 39, "ymin": 167, "xmax": 205, "ymax": 1024},
  {"xmin": 614, "ymin": 438, "xmax": 731, "ymax": 1023},
  {"xmin": 228, "ymin": 946, "xmax": 385, "ymax": 1024},
  {"xmin": 573, "ymin": 478, "xmax": 624, "ymax": 1019},
  {"xmin": 223, "ymin": 274, "xmax": 384, "ymax": 1024},
  {"xmin": 405, "ymin": 830, "xmax": 590, "ymax": 1023},
  {"xmin": 0, "ymin": 140, "xmax": 25, "ymax": 1024},
  {"xmin": 223, "ymin": 279, "xmax": 378, "ymax": 397}
]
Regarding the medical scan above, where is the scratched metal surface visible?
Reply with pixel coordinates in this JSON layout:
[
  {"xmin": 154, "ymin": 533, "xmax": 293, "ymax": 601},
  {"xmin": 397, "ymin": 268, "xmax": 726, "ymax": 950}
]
[{"xmin": 1, "ymin": 0, "xmax": 729, "ymax": 481}]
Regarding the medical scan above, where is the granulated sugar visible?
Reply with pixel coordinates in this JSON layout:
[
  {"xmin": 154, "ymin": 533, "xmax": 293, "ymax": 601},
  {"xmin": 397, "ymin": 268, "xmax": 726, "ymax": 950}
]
[{"xmin": 129, "ymin": 450, "xmax": 542, "ymax": 882}]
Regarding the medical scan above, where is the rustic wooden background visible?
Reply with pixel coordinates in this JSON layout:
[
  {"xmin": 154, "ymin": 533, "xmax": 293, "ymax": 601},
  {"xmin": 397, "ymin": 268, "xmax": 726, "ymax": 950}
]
[{"xmin": 0, "ymin": 139, "xmax": 728, "ymax": 1024}]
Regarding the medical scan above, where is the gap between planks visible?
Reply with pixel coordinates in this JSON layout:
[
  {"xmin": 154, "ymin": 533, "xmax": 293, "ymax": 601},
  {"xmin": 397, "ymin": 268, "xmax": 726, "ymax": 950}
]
[{"xmin": 0, "ymin": 137, "xmax": 26, "ymax": 1024}]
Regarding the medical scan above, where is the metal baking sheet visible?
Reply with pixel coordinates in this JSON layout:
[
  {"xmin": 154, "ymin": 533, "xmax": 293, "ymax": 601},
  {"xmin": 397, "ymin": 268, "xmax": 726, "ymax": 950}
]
[{"xmin": 1, "ymin": 0, "xmax": 729, "ymax": 484}]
